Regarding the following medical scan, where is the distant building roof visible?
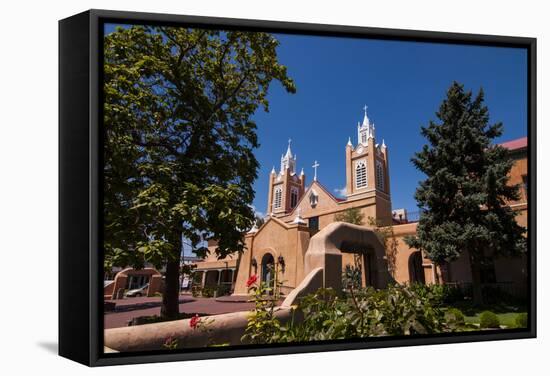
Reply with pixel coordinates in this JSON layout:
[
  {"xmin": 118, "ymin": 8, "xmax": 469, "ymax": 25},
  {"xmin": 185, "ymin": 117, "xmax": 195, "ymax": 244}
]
[{"xmin": 499, "ymin": 136, "xmax": 527, "ymax": 151}]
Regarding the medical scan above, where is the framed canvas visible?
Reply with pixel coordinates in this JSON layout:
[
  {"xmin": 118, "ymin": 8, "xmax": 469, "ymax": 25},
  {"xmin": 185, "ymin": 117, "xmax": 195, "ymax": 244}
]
[{"xmin": 59, "ymin": 9, "xmax": 536, "ymax": 366}]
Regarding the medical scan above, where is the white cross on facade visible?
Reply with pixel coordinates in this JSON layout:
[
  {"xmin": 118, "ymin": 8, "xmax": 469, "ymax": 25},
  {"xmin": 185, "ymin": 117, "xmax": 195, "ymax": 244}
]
[
  {"xmin": 363, "ymin": 104, "xmax": 368, "ymax": 114},
  {"xmin": 312, "ymin": 160, "xmax": 320, "ymax": 181}
]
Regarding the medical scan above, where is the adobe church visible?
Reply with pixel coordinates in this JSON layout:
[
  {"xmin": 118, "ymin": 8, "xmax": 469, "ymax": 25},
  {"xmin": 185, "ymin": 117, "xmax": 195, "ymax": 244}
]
[{"xmin": 194, "ymin": 108, "xmax": 528, "ymax": 298}]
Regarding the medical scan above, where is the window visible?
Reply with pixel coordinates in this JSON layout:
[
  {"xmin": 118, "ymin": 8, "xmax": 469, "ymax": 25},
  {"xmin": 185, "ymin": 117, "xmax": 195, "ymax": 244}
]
[
  {"xmin": 273, "ymin": 186, "xmax": 282, "ymax": 209},
  {"xmin": 361, "ymin": 131, "xmax": 367, "ymax": 144},
  {"xmin": 290, "ymin": 187, "xmax": 299, "ymax": 208},
  {"xmin": 308, "ymin": 216, "xmax": 319, "ymax": 232},
  {"xmin": 376, "ymin": 161, "xmax": 384, "ymax": 191},
  {"xmin": 355, "ymin": 160, "xmax": 367, "ymax": 189}
]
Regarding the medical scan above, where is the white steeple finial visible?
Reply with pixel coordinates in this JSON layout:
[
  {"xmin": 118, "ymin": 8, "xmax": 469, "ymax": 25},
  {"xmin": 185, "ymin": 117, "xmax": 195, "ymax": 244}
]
[
  {"xmin": 363, "ymin": 105, "xmax": 370, "ymax": 126},
  {"xmin": 382, "ymin": 139, "xmax": 386, "ymax": 148},
  {"xmin": 312, "ymin": 160, "xmax": 320, "ymax": 181},
  {"xmin": 280, "ymin": 138, "xmax": 296, "ymax": 173},
  {"xmin": 285, "ymin": 138, "xmax": 293, "ymax": 157},
  {"xmin": 347, "ymin": 136, "xmax": 352, "ymax": 147},
  {"xmin": 271, "ymin": 166, "xmax": 276, "ymax": 174},
  {"xmin": 300, "ymin": 167, "xmax": 304, "ymax": 175},
  {"xmin": 358, "ymin": 105, "xmax": 375, "ymax": 144}
]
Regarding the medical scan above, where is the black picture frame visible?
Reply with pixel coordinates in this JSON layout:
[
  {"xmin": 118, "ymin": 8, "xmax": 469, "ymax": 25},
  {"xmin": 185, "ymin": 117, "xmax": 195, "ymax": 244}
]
[{"xmin": 59, "ymin": 9, "xmax": 537, "ymax": 367}]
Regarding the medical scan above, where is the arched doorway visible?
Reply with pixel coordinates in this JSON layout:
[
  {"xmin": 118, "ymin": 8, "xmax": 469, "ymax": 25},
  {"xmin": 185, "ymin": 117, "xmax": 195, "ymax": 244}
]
[
  {"xmin": 342, "ymin": 249, "xmax": 376, "ymax": 289},
  {"xmin": 261, "ymin": 253, "xmax": 275, "ymax": 289},
  {"xmin": 409, "ymin": 251, "xmax": 425, "ymax": 284}
]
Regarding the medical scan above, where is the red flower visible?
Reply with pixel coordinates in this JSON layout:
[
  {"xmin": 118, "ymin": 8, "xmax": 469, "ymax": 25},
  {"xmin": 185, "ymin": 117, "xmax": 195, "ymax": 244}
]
[
  {"xmin": 246, "ymin": 274, "xmax": 258, "ymax": 288},
  {"xmin": 189, "ymin": 314, "xmax": 200, "ymax": 329}
]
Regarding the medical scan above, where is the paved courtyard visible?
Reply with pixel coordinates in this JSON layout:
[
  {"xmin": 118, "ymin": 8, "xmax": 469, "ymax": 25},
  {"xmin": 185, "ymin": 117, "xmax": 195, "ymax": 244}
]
[{"xmin": 104, "ymin": 295, "xmax": 256, "ymax": 329}]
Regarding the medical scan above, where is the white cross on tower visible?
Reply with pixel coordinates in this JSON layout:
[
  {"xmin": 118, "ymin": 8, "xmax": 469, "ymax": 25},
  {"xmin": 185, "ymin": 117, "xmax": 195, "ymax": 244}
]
[{"xmin": 312, "ymin": 160, "xmax": 320, "ymax": 181}]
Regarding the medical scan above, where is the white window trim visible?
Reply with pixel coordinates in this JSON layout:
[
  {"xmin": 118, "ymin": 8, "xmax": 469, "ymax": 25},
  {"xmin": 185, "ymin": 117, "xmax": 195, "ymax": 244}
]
[
  {"xmin": 355, "ymin": 160, "xmax": 367, "ymax": 189},
  {"xmin": 273, "ymin": 186, "xmax": 283, "ymax": 209}
]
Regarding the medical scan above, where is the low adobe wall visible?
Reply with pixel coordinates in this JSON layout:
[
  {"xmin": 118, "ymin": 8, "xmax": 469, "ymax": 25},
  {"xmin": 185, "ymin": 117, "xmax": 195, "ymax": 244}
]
[
  {"xmin": 105, "ymin": 267, "xmax": 163, "ymax": 300},
  {"xmin": 104, "ymin": 307, "xmax": 295, "ymax": 352}
]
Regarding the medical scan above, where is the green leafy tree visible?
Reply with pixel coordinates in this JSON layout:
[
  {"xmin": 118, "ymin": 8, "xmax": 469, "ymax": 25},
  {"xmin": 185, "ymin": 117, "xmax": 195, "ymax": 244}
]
[
  {"xmin": 405, "ymin": 82, "xmax": 526, "ymax": 305},
  {"xmin": 103, "ymin": 25, "xmax": 295, "ymax": 318},
  {"xmin": 334, "ymin": 207, "xmax": 364, "ymax": 225}
]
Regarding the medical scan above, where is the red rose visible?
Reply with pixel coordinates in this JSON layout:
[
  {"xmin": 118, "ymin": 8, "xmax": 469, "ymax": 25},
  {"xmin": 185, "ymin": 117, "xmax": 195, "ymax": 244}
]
[
  {"xmin": 246, "ymin": 274, "xmax": 258, "ymax": 288},
  {"xmin": 189, "ymin": 314, "xmax": 200, "ymax": 329}
]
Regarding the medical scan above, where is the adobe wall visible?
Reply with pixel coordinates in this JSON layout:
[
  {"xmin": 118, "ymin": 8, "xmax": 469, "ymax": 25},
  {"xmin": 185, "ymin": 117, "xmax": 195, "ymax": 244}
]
[
  {"xmin": 390, "ymin": 222, "xmax": 438, "ymax": 285},
  {"xmin": 232, "ymin": 219, "xmax": 310, "ymax": 296},
  {"xmin": 106, "ymin": 267, "xmax": 163, "ymax": 299}
]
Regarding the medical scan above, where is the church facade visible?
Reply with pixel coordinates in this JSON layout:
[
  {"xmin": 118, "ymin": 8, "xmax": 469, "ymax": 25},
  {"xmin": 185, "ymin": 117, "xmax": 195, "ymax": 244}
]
[{"xmin": 193, "ymin": 108, "xmax": 528, "ymax": 298}]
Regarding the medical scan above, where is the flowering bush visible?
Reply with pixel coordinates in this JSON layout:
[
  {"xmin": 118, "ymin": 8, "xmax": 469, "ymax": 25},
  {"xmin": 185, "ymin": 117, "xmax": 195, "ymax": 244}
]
[
  {"xmin": 242, "ymin": 267, "xmax": 284, "ymax": 344},
  {"xmin": 246, "ymin": 274, "xmax": 259, "ymax": 288},
  {"xmin": 189, "ymin": 314, "xmax": 201, "ymax": 329}
]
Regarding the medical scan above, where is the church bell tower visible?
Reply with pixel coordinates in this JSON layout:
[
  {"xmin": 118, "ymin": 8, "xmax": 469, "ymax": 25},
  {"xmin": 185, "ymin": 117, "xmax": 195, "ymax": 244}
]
[
  {"xmin": 267, "ymin": 140, "xmax": 306, "ymax": 216},
  {"xmin": 345, "ymin": 106, "xmax": 392, "ymax": 224}
]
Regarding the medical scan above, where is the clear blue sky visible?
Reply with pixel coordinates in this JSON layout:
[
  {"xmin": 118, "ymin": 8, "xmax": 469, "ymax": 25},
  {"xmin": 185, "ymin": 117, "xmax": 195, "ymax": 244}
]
[{"xmin": 104, "ymin": 24, "xmax": 527, "ymax": 215}]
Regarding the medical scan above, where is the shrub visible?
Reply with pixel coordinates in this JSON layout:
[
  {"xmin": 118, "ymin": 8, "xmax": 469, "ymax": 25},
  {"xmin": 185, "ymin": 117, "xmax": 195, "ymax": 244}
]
[
  {"xmin": 216, "ymin": 284, "xmax": 231, "ymax": 297},
  {"xmin": 342, "ymin": 264, "xmax": 362, "ymax": 291},
  {"xmin": 479, "ymin": 311, "xmax": 500, "ymax": 328},
  {"xmin": 244, "ymin": 283, "xmax": 446, "ymax": 344},
  {"xmin": 441, "ymin": 284, "xmax": 468, "ymax": 304},
  {"xmin": 374, "ymin": 284, "xmax": 444, "ymax": 335},
  {"xmin": 191, "ymin": 286, "xmax": 202, "ymax": 297},
  {"xmin": 242, "ymin": 277, "xmax": 282, "ymax": 344},
  {"xmin": 444, "ymin": 308, "xmax": 465, "ymax": 326},
  {"xmin": 515, "ymin": 313, "xmax": 528, "ymax": 328},
  {"xmin": 201, "ymin": 286, "xmax": 215, "ymax": 298}
]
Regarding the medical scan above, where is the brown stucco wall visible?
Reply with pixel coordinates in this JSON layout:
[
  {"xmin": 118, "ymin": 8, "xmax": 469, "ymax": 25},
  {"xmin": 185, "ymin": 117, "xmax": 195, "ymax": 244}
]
[{"xmin": 232, "ymin": 218, "xmax": 310, "ymax": 295}]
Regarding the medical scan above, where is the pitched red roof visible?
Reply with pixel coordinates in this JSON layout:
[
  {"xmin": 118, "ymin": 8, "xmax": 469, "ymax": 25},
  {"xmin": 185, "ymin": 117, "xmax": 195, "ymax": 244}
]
[{"xmin": 499, "ymin": 136, "xmax": 527, "ymax": 151}]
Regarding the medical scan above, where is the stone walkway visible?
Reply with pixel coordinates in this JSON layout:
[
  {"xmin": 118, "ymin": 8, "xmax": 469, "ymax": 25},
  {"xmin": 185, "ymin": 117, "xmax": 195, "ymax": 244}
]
[{"xmin": 104, "ymin": 295, "xmax": 256, "ymax": 329}]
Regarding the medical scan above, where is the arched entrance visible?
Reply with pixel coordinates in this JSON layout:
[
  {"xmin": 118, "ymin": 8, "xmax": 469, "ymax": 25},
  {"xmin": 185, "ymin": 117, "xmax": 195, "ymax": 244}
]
[
  {"xmin": 306, "ymin": 222, "xmax": 393, "ymax": 291},
  {"xmin": 409, "ymin": 251, "xmax": 425, "ymax": 284},
  {"xmin": 342, "ymin": 249, "xmax": 376, "ymax": 288},
  {"xmin": 261, "ymin": 253, "xmax": 275, "ymax": 289}
]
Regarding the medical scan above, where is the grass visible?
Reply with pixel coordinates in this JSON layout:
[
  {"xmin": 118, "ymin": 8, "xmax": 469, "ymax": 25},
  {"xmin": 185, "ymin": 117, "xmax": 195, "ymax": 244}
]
[
  {"xmin": 442, "ymin": 301, "xmax": 528, "ymax": 329},
  {"xmin": 463, "ymin": 311, "xmax": 527, "ymax": 328}
]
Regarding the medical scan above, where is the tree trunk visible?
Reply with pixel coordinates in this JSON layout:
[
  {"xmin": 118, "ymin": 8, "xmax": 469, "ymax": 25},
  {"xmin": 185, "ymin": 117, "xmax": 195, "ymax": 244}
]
[
  {"xmin": 161, "ymin": 243, "xmax": 181, "ymax": 319},
  {"xmin": 469, "ymin": 252, "xmax": 483, "ymax": 306}
]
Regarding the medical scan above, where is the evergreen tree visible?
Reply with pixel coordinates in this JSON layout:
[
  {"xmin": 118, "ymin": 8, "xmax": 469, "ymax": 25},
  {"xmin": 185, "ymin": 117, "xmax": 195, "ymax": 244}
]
[
  {"xmin": 405, "ymin": 82, "xmax": 526, "ymax": 305},
  {"xmin": 103, "ymin": 26, "xmax": 295, "ymax": 318}
]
